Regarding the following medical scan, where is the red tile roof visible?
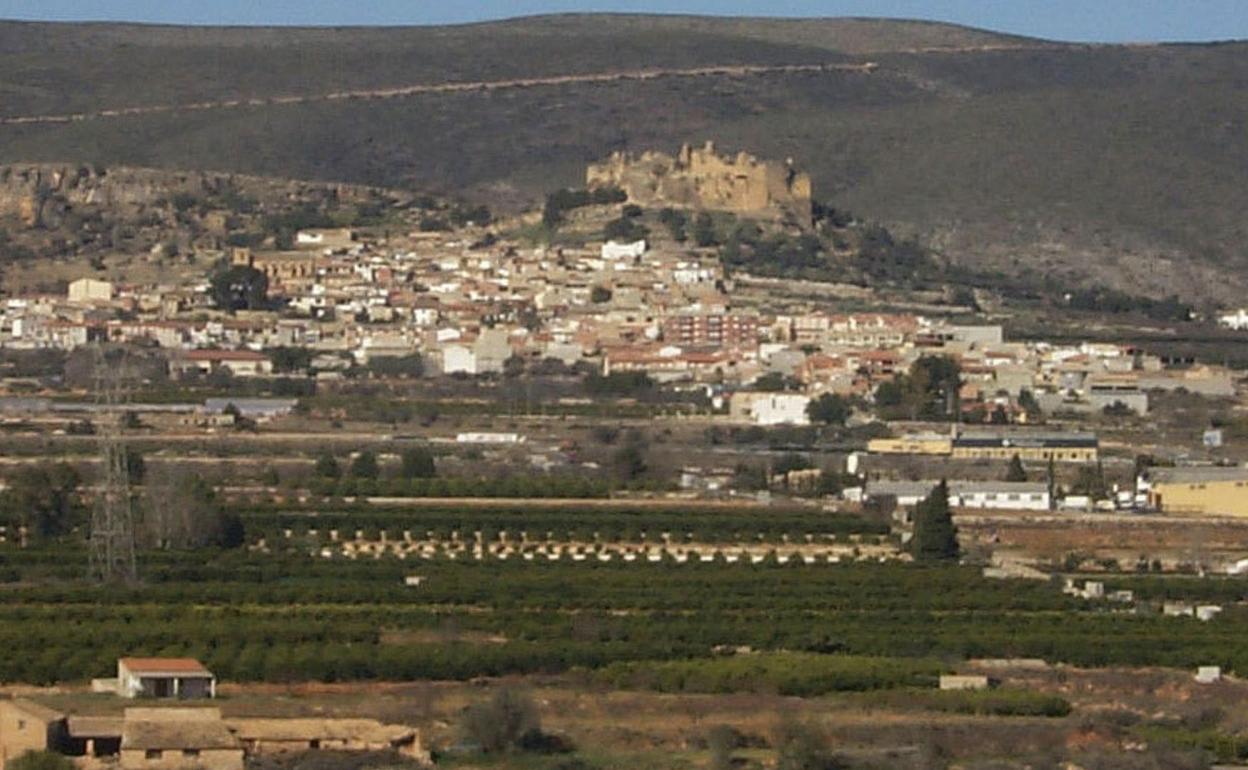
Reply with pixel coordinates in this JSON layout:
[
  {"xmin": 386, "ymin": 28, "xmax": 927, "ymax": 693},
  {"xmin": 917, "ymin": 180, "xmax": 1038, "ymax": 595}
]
[{"xmin": 120, "ymin": 658, "xmax": 213, "ymax": 675}]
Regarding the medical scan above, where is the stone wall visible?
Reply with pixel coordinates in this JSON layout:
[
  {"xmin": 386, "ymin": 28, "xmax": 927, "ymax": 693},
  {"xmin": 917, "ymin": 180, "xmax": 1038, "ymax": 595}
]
[{"xmin": 587, "ymin": 141, "xmax": 812, "ymax": 224}]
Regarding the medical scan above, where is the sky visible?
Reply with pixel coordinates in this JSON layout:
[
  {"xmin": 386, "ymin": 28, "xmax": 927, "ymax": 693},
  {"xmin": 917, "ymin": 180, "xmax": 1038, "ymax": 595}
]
[{"xmin": 0, "ymin": 1, "xmax": 1245, "ymax": 43}]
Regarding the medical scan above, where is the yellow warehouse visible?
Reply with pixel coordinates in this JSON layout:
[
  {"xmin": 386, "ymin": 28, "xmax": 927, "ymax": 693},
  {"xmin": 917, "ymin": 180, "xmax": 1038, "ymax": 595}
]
[{"xmin": 1148, "ymin": 467, "xmax": 1248, "ymax": 517}]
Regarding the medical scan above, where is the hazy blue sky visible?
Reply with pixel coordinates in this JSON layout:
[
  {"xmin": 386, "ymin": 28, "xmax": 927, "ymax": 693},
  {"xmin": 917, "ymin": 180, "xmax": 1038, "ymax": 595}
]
[{"xmin": 0, "ymin": 1, "xmax": 1244, "ymax": 43}]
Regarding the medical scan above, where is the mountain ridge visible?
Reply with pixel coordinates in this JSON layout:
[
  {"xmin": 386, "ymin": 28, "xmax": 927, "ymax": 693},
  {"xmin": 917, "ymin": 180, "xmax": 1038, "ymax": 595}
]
[{"xmin": 1, "ymin": 15, "xmax": 1246, "ymax": 301}]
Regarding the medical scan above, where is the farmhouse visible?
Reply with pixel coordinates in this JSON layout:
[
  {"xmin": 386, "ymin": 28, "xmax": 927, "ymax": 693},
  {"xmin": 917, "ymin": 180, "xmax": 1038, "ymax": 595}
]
[
  {"xmin": 119, "ymin": 709, "xmax": 243, "ymax": 770},
  {"xmin": 169, "ymin": 350, "xmax": 273, "ymax": 379},
  {"xmin": 99, "ymin": 658, "xmax": 217, "ymax": 700},
  {"xmin": 0, "ymin": 701, "xmax": 429, "ymax": 770},
  {"xmin": 939, "ymin": 675, "xmax": 994, "ymax": 691},
  {"xmin": 226, "ymin": 718, "xmax": 425, "ymax": 759},
  {"xmin": 65, "ymin": 716, "xmax": 123, "ymax": 760},
  {"xmin": 0, "ymin": 700, "xmax": 65, "ymax": 770}
]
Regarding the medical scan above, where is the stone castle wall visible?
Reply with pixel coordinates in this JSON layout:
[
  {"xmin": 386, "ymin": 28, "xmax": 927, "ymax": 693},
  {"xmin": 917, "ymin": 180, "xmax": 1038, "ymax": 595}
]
[{"xmin": 587, "ymin": 141, "xmax": 812, "ymax": 224}]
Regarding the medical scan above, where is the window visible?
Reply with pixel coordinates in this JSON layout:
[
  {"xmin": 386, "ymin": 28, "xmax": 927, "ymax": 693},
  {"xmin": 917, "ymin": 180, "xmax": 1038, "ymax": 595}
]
[
  {"xmin": 17, "ymin": 720, "xmax": 26, "ymax": 730},
  {"xmin": 145, "ymin": 750, "xmax": 163, "ymax": 760},
  {"xmin": 183, "ymin": 750, "xmax": 200, "ymax": 758}
]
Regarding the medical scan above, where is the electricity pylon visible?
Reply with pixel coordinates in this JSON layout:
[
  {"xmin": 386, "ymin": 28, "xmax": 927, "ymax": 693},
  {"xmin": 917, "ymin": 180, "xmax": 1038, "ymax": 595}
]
[{"xmin": 88, "ymin": 344, "xmax": 138, "ymax": 583}]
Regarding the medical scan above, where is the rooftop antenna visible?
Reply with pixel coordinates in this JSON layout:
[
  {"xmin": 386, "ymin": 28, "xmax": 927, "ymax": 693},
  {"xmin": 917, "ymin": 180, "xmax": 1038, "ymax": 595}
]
[{"xmin": 88, "ymin": 343, "xmax": 138, "ymax": 583}]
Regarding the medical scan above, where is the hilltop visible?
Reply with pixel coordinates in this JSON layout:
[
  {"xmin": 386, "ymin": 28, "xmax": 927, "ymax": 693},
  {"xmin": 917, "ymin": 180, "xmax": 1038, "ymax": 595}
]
[{"xmin": 1, "ymin": 15, "xmax": 1247, "ymax": 300}]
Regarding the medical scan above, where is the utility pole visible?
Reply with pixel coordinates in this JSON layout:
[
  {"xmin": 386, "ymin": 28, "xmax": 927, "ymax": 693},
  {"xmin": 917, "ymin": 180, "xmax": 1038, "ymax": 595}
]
[{"xmin": 89, "ymin": 344, "xmax": 138, "ymax": 583}]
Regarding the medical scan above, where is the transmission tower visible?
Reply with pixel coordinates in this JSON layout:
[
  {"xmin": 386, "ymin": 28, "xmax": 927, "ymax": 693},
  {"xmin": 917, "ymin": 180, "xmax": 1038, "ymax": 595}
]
[{"xmin": 89, "ymin": 344, "xmax": 138, "ymax": 583}]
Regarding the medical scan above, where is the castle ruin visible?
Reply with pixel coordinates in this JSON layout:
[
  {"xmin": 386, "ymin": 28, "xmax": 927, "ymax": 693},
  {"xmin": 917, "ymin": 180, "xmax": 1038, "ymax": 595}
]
[{"xmin": 586, "ymin": 141, "xmax": 813, "ymax": 224}]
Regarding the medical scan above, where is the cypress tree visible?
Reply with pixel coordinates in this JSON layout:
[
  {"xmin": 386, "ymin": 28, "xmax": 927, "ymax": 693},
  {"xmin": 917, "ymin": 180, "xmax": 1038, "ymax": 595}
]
[
  {"xmin": 1005, "ymin": 454, "xmax": 1028, "ymax": 482},
  {"xmin": 910, "ymin": 480, "xmax": 959, "ymax": 562}
]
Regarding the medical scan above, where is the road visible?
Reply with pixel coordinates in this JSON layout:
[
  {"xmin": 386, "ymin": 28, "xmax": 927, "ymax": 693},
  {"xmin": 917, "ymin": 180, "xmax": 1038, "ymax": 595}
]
[{"xmin": 0, "ymin": 62, "xmax": 877, "ymax": 127}]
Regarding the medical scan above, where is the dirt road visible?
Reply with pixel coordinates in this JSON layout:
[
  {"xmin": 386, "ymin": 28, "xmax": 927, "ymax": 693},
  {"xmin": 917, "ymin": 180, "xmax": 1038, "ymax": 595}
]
[{"xmin": 0, "ymin": 61, "xmax": 877, "ymax": 127}]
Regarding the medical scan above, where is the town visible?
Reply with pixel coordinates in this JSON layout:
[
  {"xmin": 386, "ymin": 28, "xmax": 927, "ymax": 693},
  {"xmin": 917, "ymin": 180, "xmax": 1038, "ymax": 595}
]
[
  {"xmin": 3, "ymin": 32, "xmax": 1248, "ymax": 767},
  {"xmin": 0, "ymin": 145, "xmax": 1244, "ymax": 523}
]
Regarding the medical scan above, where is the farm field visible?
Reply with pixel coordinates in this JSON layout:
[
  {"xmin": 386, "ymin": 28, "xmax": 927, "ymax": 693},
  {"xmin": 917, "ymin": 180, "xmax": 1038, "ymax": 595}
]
[
  {"xmin": 3, "ymin": 489, "xmax": 1248, "ymax": 768},
  {"xmin": 2, "ymin": 530, "xmax": 1247, "ymax": 687}
]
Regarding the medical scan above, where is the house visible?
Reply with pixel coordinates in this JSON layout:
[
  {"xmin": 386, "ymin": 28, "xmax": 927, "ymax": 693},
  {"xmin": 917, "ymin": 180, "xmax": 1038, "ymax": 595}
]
[
  {"xmin": 202, "ymin": 398, "xmax": 298, "ymax": 420},
  {"xmin": 1217, "ymin": 309, "xmax": 1248, "ymax": 330},
  {"xmin": 119, "ymin": 709, "xmax": 242, "ymax": 770},
  {"xmin": 456, "ymin": 432, "xmax": 525, "ymax": 444},
  {"xmin": 3, "ymin": 705, "xmax": 429, "ymax": 770},
  {"xmin": 104, "ymin": 659, "xmax": 217, "ymax": 700},
  {"xmin": 68, "ymin": 278, "xmax": 114, "ymax": 303},
  {"xmin": 939, "ymin": 675, "xmax": 993, "ymax": 691},
  {"xmin": 729, "ymin": 392, "xmax": 810, "ymax": 426},
  {"xmin": 0, "ymin": 700, "xmax": 66, "ymax": 770},
  {"xmin": 294, "ymin": 228, "xmax": 354, "ymax": 251},
  {"xmin": 601, "ymin": 240, "xmax": 647, "ymax": 261},
  {"xmin": 440, "ymin": 344, "xmax": 476, "ymax": 375},
  {"xmin": 679, "ymin": 466, "xmax": 736, "ymax": 492},
  {"xmin": 170, "ymin": 350, "xmax": 273, "ymax": 379},
  {"xmin": 862, "ymin": 481, "xmax": 937, "ymax": 508},
  {"xmin": 1145, "ymin": 467, "xmax": 1248, "ymax": 517},
  {"xmin": 473, "ymin": 328, "xmax": 512, "ymax": 374},
  {"xmin": 1196, "ymin": 666, "xmax": 1222, "ymax": 684}
]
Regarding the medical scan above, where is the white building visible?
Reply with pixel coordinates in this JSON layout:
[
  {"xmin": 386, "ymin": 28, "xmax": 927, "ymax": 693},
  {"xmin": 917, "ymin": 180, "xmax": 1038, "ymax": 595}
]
[
  {"xmin": 865, "ymin": 481, "xmax": 1052, "ymax": 511},
  {"xmin": 601, "ymin": 240, "xmax": 647, "ymax": 261},
  {"xmin": 441, "ymin": 345, "xmax": 477, "ymax": 375},
  {"xmin": 68, "ymin": 278, "xmax": 114, "ymax": 303},
  {"xmin": 295, "ymin": 228, "xmax": 354, "ymax": 250},
  {"xmin": 954, "ymin": 482, "xmax": 1051, "ymax": 511},
  {"xmin": 456, "ymin": 432, "xmax": 526, "ymax": 444},
  {"xmin": 97, "ymin": 658, "xmax": 216, "ymax": 699},
  {"xmin": 1218, "ymin": 309, "xmax": 1248, "ymax": 330},
  {"xmin": 730, "ymin": 392, "xmax": 811, "ymax": 426}
]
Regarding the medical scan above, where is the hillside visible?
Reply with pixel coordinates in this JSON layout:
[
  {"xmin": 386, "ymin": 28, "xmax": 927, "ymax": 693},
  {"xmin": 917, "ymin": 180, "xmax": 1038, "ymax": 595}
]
[{"xmin": 1, "ymin": 15, "xmax": 1246, "ymax": 300}]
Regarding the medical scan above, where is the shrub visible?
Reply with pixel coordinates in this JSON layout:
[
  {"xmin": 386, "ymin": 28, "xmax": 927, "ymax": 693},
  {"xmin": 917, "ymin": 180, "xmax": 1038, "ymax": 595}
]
[
  {"xmin": 7, "ymin": 753, "xmax": 76, "ymax": 770},
  {"xmin": 462, "ymin": 688, "xmax": 542, "ymax": 754}
]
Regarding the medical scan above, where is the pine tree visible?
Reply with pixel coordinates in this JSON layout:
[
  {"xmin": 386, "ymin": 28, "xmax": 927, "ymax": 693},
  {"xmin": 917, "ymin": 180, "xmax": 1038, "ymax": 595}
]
[
  {"xmin": 314, "ymin": 452, "xmax": 340, "ymax": 479},
  {"xmin": 400, "ymin": 448, "xmax": 437, "ymax": 479},
  {"xmin": 350, "ymin": 450, "xmax": 379, "ymax": 480},
  {"xmin": 910, "ymin": 480, "xmax": 959, "ymax": 562}
]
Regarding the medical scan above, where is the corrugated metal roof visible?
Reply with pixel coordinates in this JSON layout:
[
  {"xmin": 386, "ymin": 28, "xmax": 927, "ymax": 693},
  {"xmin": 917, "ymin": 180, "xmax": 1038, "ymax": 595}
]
[{"xmin": 1151, "ymin": 466, "xmax": 1248, "ymax": 485}]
